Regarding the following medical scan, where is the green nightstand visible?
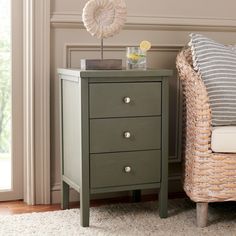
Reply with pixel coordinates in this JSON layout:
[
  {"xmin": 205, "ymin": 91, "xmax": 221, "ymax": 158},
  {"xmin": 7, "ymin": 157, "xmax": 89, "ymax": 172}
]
[{"xmin": 58, "ymin": 69, "xmax": 173, "ymax": 227}]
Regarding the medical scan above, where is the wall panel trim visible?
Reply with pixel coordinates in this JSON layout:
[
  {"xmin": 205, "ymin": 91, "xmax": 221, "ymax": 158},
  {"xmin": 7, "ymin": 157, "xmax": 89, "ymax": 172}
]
[
  {"xmin": 23, "ymin": 0, "xmax": 51, "ymax": 205},
  {"xmin": 64, "ymin": 44, "xmax": 182, "ymax": 68},
  {"xmin": 51, "ymin": 12, "xmax": 236, "ymax": 32},
  {"xmin": 51, "ymin": 175, "xmax": 182, "ymax": 204}
]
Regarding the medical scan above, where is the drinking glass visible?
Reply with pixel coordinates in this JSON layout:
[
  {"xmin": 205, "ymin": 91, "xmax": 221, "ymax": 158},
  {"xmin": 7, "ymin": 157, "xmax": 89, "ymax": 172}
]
[{"xmin": 126, "ymin": 47, "xmax": 147, "ymax": 70}]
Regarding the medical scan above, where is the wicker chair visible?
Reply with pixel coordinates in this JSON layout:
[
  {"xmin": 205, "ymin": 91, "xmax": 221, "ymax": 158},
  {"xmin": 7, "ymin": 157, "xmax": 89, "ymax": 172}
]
[{"xmin": 176, "ymin": 48, "xmax": 236, "ymax": 227}]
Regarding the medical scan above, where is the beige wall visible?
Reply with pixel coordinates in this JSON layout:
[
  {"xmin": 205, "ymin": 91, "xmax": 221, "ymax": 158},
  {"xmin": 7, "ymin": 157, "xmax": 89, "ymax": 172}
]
[{"xmin": 50, "ymin": 0, "xmax": 236, "ymax": 202}]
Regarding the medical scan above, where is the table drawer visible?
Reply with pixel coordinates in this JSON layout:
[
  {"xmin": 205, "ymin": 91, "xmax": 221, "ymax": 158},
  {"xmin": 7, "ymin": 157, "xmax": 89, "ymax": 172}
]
[
  {"xmin": 90, "ymin": 150, "xmax": 161, "ymax": 188},
  {"xmin": 90, "ymin": 82, "xmax": 161, "ymax": 118},
  {"xmin": 90, "ymin": 117, "xmax": 161, "ymax": 153}
]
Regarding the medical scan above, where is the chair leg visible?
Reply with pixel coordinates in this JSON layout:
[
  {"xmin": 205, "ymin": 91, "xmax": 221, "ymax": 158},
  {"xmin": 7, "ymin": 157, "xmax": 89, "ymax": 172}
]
[{"xmin": 196, "ymin": 202, "xmax": 208, "ymax": 227}]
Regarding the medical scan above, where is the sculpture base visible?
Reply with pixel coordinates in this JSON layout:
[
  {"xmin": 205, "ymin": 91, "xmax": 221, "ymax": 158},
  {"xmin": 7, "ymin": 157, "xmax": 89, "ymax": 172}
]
[{"xmin": 81, "ymin": 59, "xmax": 122, "ymax": 70}]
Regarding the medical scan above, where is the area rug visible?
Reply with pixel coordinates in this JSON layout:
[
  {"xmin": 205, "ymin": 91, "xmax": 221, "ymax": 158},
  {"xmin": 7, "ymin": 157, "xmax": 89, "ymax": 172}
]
[{"xmin": 0, "ymin": 199, "xmax": 236, "ymax": 236}]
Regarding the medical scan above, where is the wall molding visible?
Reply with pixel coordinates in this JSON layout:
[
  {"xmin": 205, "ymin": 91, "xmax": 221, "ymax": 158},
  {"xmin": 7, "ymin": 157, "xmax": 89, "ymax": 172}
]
[
  {"xmin": 52, "ymin": 175, "xmax": 181, "ymax": 192},
  {"xmin": 64, "ymin": 44, "xmax": 182, "ymax": 68},
  {"xmin": 51, "ymin": 12, "xmax": 236, "ymax": 32},
  {"xmin": 23, "ymin": 0, "xmax": 51, "ymax": 205},
  {"xmin": 51, "ymin": 175, "xmax": 181, "ymax": 204},
  {"xmin": 23, "ymin": 0, "xmax": 35, "ymax": 205},
  {"xmin": 34, "ymin": 0, "xmax": 51, "ymax": 205}
]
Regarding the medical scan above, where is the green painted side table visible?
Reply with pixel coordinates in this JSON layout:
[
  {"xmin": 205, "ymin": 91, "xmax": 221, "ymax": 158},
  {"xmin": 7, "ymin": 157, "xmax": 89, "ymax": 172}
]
[{"xmin": 58, "ymin": 69, "xmax": 173, "ymax": 227}]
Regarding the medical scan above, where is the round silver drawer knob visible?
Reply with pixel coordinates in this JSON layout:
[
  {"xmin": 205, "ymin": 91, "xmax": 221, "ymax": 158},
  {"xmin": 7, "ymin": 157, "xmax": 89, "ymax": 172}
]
[
  {"xmin": 124, "ymin": 166, "xmax": 131, "ymax": 173},
  {"xmin": 123, "ymin": 97, "xmax": 131, "ymax": 104},
  {"xmin": 124, "ymin": 131, "xmax": 131, "ymax": 139}
]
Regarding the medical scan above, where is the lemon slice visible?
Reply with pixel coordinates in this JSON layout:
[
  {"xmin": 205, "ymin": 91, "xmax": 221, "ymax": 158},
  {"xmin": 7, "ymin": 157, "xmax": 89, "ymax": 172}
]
[{"xmin": 140, "ymin": 40, "xmax": 151, "ymax": 51}]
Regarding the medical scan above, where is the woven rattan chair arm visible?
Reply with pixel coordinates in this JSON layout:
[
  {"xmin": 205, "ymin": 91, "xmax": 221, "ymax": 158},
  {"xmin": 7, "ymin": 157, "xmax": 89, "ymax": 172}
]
[{"xmin": 176, "ymin": 49, "xmax": 212, "ymax": 154}]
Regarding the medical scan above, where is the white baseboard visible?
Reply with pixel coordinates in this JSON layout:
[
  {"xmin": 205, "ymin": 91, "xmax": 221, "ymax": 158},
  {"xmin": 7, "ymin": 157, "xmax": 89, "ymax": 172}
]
[
  {"xmin": 51, "ymin": 177, "xmax": 181, "ymax": 204},
  {"xmin": 51, "ymin": 186, "xmax": 131, "ymax": 204}
]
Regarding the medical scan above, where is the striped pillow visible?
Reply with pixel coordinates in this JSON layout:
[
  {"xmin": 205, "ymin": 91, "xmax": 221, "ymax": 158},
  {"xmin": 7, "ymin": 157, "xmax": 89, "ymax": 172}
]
[{"xmin": 189, "ymin": 33, "xmax": 236, "ymax": 126}]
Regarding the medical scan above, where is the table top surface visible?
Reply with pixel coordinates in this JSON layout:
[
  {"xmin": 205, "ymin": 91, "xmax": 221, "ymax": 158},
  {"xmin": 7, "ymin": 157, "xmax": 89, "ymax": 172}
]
[{"xmin": 58, "ymin": 68, "xmax": 173, "ymax": 78}]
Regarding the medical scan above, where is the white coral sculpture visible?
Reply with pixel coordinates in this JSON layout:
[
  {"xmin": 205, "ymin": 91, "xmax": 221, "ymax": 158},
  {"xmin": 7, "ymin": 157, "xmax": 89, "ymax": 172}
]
[{"xmin": 82, "ymin": 0, "xmax": 127, "ymax": 39}]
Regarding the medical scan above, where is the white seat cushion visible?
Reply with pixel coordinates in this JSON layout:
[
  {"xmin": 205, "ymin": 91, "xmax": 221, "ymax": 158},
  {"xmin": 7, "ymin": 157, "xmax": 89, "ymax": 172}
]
[{"xmin": 211, "ymin": 126, "xmax": 236, "ymax": 153}]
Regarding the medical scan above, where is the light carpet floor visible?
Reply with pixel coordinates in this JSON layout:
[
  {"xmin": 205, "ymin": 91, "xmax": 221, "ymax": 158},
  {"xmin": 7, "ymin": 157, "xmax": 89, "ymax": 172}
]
[{"xmin": 0, "ymin": 199, "xmax": 236, "ymax": 236}]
